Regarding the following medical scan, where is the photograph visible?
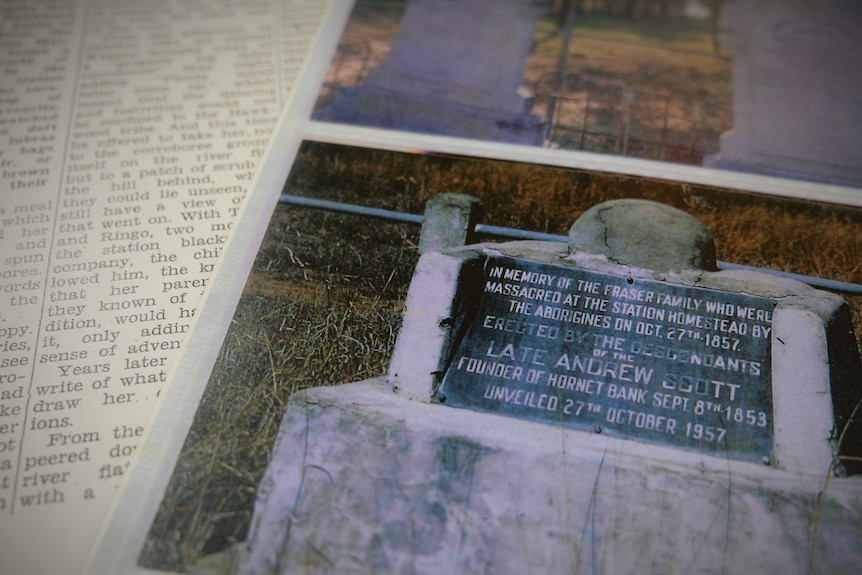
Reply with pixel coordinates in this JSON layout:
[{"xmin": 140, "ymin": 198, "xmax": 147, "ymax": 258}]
[
  {"xmin": 313, "ymin": 0, "xmax": 862, "ymax": 187},
  {"xmin": 139, "ymin": 140, "xmax": 862, "ymax": 573}
]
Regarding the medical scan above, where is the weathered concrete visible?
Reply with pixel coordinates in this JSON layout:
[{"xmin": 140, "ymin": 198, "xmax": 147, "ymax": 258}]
[
  {"xmin": 705, "ymin": 0, "xmax": 862, "ymax": 186},
  {"xmin": 567, "ymin": 199, "xmax": 717, "ymax": 273},
  {"xmin": 387, "ymin": 249, "xmax": 484, "ymax": 402},
  {"xmin": 316, "ymin": 0, "xmax": 550, "ymax": 144},
  {"xmin": 418, "ymin": 193, "xmax": 483, "ymax": 255},
  {"xmin": 241, "ymin": 378, "xmax": 862, "ymax": 575}
]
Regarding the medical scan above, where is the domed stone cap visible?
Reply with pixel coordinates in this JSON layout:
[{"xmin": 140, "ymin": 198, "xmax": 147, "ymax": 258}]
[{"xmin": 568, "ymin": 199, "xmax": 717, "ymax": 272}]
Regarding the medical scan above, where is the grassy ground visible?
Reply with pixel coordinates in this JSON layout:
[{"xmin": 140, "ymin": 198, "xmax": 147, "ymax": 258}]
[
  {"xmin": 140, "ymin": 141, "xmax": 862, "ymax": 571},
  {"xmin": 140, "ymin": 209, "xmax": 417, "ymax": 570},
  {"xmin": 528, "ymin": 13, "xmax": 731, "ymax": 157}
]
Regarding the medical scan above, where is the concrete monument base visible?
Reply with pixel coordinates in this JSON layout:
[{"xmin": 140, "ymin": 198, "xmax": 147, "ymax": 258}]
[
  {"xmin": 705, "ymin": 0, "xmax": 862, "ymax": 186},
  {"xmin": 240, "ymin": 201, "xmax": 862, "ymax": 574},
  {"xmin": 241, "ymin": 378, "xmax": 862, "ymax": 575},
  {"xmin": 315, "ymin": 0, "xmax": 551, "ymax": 145}
]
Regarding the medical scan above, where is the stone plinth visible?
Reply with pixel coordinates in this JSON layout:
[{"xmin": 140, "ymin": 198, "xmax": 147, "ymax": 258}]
[
  {"xmin": 242, "ymin": 379, "xmax": 862, "ymax": 575},
  {"xmin": 705, "ymin": 0, "xmax": 862, "ymax": 187},
  {"xmin": 316, "ymin": 0, "xmax": 550, "ymax": 144}
]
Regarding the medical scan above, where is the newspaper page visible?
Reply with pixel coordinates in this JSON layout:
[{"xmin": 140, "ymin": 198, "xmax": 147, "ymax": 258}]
[
  {"xmin": 0, "ymin": 1, "xmax": 331, "ymax": 574},
  {"xmin": 90, "ymin": 1, "xmax": 862, "ymax": 574}
]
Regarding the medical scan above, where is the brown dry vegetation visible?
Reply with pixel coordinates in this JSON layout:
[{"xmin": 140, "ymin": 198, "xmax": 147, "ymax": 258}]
[
  {"xmin": 140, "ymin": 210, "xmax": 416, "ymax": 570},
  {"xmin": 528, "ymin": 15, "xmax": 731, "ymax": 159},
  {"xmin": 142, "ymin": 140, "xmax": 862, "ymax": 572}
]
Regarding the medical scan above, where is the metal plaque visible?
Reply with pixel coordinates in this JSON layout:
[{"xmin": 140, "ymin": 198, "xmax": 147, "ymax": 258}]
[{"xmin": 439, "ymin": 256, "xmax": 777, "ymax": 463}]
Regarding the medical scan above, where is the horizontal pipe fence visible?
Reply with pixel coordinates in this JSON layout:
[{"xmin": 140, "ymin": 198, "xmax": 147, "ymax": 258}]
[{"xmin": 279, "ymin": 194, "xmax": 862, "ymax": 295}]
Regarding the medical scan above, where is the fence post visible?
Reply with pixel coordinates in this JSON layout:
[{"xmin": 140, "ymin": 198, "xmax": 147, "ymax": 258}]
[
  {"xmin": 418, "ymin": 193, "xmax": 483, "ymax": 254},
  {"xmin": 620, "ymin": 87, "xmax": 635, "ymax": 156}
]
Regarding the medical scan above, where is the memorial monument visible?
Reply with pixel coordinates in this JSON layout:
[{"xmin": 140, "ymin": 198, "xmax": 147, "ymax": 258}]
[
  {"xmin": 315, "ymin": 0, "xmax": 550, "ymax": 145},
  {"xmin": 705, "ymin": 0, "xmax": 862, "ymax": 187},
  {"xmin": 241, "ymin": 198, "xmax": 862, "ymax": 574}
]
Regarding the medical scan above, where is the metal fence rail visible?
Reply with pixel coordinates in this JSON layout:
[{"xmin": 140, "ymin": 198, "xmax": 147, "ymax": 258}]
[{"xmin": 279, "ymin": 194, "xmax": 862, "ymax": 295}]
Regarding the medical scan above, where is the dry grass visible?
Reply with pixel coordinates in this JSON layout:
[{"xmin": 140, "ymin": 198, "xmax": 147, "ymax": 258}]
[
  {"xmin": 144, "ymin": 102, "xmax": 862, "ymax": 575},
  {"xmin": 528, "ymin": 14, "xmax": 731, "ymax": 158},
  {"xmin": 140, "ymin": 204, "xmax": 417, "ymax": 570},
  {"xmin": 290, "ymin": 143, "xmax": 862, "ymax": 282}
]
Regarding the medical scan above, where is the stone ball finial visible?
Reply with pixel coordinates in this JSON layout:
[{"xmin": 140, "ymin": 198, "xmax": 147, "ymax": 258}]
[{"xmin": 568, "ymin": 199, "xmax": 717, "ymax": 272}]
